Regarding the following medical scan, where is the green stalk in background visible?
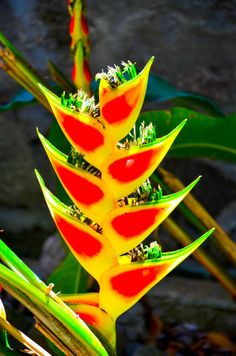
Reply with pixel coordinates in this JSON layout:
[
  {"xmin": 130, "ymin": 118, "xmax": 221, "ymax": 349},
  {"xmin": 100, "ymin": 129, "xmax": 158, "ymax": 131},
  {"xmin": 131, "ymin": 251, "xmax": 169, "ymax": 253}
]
[
  {"xmin": 156, "ymin": 167, "xmax": 236, "ymax": 266},
  {"xmin": 0, "ymin": 32, "xmax": 51, "ymax": 111}
]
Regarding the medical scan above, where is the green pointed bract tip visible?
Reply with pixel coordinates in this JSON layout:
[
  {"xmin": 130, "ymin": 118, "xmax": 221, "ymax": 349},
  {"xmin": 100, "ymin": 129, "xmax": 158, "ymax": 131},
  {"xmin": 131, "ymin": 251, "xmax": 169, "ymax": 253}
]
[
  {"xmin": 143, "ymin": 118, "xmax": 187, "ymax": 148},
  {"xmin": 35, "ymin": 169, "xmax": 72, "ymax": 217},
  {"xmin": 135, "ymin": 56, "xmax": 154, "ymax": 80},
  {"xmin": 160, "ymin": 228, "xmax": 215, "ymax": 263},
  {"xmin": 35, "ymin": 168, "xmax": 44, "ymax": 188},
  {"xmin": 161, "ymin": 175, "xmax": 201, "ymax": 203},
  {"xmin": 38, "ymin": 83, "xmax": 59, "ymax": 106},
  {"xmin": 35, "ymin": 170, "xmax": 80, "ymax": 226},
  {"xmin": 146, "ymin": 56, "xmax": 155, "ymax": 69},
  {"xmin": 35, "ymin": 169, "xmax": 56, "ymax": 205},
  {"xmin": 169, "ymin": 118, "xmax": 187, "ymax": 136},
  {"xmin": 36, "ymin": 128, "xmax": 68, "ymax": 163},
  {"xmin": 135, "ymin": 56, "xmax": 154, "ymax": 81}
]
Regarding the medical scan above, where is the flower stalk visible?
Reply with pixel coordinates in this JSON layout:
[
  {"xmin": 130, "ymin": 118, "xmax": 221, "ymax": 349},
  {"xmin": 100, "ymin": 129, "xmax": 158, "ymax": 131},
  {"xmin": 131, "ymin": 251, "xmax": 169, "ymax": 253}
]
[
  {"xmin": 0, "ymin": 316, "xmax": 51, "ymax": 356},
  {"xmin": 0, "ymin": 4, "xmax": 229, "ymax": 353},
  {"xmin": 0, "ymin": 32, "xmax": 51, "ymax": 111},
  {"xmin": 157, "ymin": 167, "xmax": 236, "ymax": 266},
  {"xmin": 0, "ymin": 30, "xmax": 230, "ymax": 296},
  {"xmin": 0, "ymin": 259, "xmax": 109, "ymax": 355},
  {"xmin": 33, "ymin": 56, "xmax": 214, "ymax": 352},
  {"xmin": 68, "ymin": 0, "xmax": 91, "ymax": 92},
  {"xmin": 162, "ymin": 217, "xmax": 236, "ymax": 298}
]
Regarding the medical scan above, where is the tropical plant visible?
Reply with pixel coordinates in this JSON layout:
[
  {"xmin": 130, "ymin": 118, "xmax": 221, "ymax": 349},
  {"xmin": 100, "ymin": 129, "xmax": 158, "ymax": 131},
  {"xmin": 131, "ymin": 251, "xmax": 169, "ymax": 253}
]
[
  {"xmin": 1, "ymin": 0, "xmax": 235, "ymax": 299},
  {"xmin": 0, "ymin": 54, "xmax": 214, "ymax": 354},
  {"xmin": 2, "ymin": 1, "xmax": 236, "ymax": 353}
]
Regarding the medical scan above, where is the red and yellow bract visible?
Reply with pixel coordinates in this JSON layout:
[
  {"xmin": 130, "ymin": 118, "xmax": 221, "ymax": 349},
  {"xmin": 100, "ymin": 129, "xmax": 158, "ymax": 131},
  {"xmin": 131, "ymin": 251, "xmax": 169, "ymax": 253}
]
[
  {"xmin": 99, "ymin": 57, "xmax": 154, "ymax": 141},
  {"xmin": 38, "ymin": 84, "xmax": 113, "ymax": 166},
  {"xmin": 37, "ymin": 57, "xmax": 214, "ymax": 352}
]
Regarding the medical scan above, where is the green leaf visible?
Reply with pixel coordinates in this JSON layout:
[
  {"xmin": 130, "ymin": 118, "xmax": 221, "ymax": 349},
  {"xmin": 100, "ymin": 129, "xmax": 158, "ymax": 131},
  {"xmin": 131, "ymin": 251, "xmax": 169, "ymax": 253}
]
[
  {"xmin": 146, "ymin": 73, "xmax": 225, "ymax": 117},
  {"xmin": 139, "ymin": 108, "xmax": 236, "ymax": 162},
  {"xmin": 0, "ymin": 89, "xmax": 36, "ymax": 111},
  {"xmin": 47, "ymin": 252, "xmax": 89, "ymax": 294},
  {"xmin": 0, "ymin": 240, "xmax": 47, "ymax": 293}
]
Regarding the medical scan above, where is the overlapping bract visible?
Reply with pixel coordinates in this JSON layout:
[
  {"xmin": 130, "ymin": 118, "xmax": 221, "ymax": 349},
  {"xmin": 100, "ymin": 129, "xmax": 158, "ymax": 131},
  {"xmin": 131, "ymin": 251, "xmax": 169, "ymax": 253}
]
[{"xmin": 37, "ymin": 58, "xmax": 213, "ymax": 350}]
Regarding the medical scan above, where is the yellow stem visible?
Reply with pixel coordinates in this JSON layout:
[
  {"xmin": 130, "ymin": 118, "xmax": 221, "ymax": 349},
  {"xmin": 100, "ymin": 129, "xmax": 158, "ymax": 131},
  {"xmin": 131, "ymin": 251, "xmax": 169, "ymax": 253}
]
[
  {"xmin": 3, "ymin": 66, "xmax": 50, "ymax": 111},
  {"xmin": 35, "ymin": 319, "xmax": 75, "ymax": 356},
  {"xmin": 0, "ymin": 315, "xmax": 52, "ymax": 356},
  {"xmin": 158, "ymin": 167, "xmax": 236, "ymax": 266},
  {"xmin": 162, "ymin": 217, "xmax": 236, "ymax": 299}
]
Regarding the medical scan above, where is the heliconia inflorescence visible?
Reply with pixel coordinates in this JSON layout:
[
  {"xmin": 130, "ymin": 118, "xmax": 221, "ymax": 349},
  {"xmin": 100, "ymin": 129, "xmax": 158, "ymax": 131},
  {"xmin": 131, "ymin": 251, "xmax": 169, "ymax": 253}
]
[
  {"xmin": 68, "ymin": 0, "xmax": 91, "ymax": 92},
  {"xmin": 36, "ymin": 57, "xmax": 214, "ymax": 352}
]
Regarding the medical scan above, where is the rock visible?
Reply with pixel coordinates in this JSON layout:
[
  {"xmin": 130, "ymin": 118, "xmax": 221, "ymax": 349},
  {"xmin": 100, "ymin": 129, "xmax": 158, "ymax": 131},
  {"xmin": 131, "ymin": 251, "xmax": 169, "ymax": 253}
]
[
  {"xmin": 204, "ymin": 158, "xmax": 236, "ymax": 185},
  {"xmin": 14, "ymin": 104, "xmax": 53, "ymax": 143},
  {"xmin": 0, "ymin": 114, "xmax": 45, "ymax": 208},
  {"xmin": 1, "ymin": 0, "xmax": 235, "ymax": 111},
  {"xmin": 117, "ymin": 303, "xmax": 146, "ymax": 342},
  {"xmin": 163, "ymin": 158, "xmax": 236, "ymax": 217},
  {"xmin": 23, "ymin": 233, "xmax": 66, "ymax": 279},
  {"xmin": 217, "ymin": 200, "xmax": 236, "ymax": 242},
  {"xmin": 87, "ymin": 0, "xmax": 236, "ymax": 111},
  {"xmin": 38, "ymin": 233, "xmax": 66, "ymax": 279},
  {"xmin": 147, "ymin": 276, "xmax": 236, "ymax": 338},
  {"xmin": 131, "ymin": 345, "xmax": 165, "ymax": 356},
  {"xmin": 0, "ymin": 207, "xmax": 53, "ymax": 234}
]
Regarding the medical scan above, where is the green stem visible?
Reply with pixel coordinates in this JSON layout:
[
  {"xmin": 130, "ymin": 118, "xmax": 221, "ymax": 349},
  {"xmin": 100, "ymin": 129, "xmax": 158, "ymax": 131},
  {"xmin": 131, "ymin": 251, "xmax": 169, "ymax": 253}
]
[
  {"xmin": 0, "ymin": 59, "xmax": 48, "ymax": 109},
  {"xmin": 4, "ymin": 283, "xmax": 80, "ymax": 355},
  {"xmin": 0, "ymin": 264, "xmax": 109, "ymax": 356},
  {"xmin": 35, "ymin": 319, "xmax": 74, "ymax": 355},
  {"xmin": 0, "ymin": 32, "xmax": 49, "ymax": 87},
  {"xmin": 156, "ymin": 167, "xmax": 236, "ymax": 266},
  {"xmin": 0, "ymin": 240, "xmax": 89, "ymax": 318},
  {"xmin": 0, "ymin": 33, "xmax": 52, "ymax": 111},
  {"xmin": 162, "ymin": 217, "xmax": 236, "ymax": 299}
]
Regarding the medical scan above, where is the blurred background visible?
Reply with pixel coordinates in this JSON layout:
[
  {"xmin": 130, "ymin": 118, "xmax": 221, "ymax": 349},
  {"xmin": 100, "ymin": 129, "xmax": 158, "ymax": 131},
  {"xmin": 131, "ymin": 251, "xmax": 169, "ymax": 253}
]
[{"xmin": 0, "ymin": 0, "xmax": 236, "ymax": 354}]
